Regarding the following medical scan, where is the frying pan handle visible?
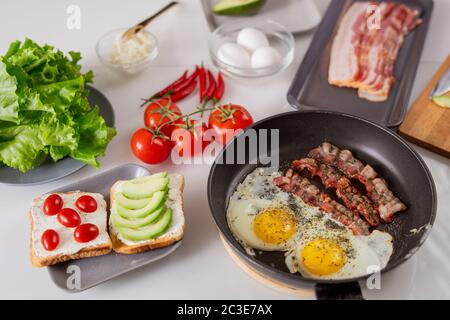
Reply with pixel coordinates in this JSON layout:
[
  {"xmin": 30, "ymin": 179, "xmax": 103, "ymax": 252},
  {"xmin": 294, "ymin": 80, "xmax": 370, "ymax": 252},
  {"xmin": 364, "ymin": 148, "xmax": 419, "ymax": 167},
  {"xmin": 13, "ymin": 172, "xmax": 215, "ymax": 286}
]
[{"xmin": 315, "ymin": 282, "xmax": 364, "ymax": 300}]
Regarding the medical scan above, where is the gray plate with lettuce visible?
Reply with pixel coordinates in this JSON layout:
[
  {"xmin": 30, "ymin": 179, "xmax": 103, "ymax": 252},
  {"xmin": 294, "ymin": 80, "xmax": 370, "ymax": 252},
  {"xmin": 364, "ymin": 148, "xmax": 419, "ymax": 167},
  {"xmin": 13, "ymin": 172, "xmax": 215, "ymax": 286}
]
[{"xmin": 0, "ymin": 39, "xmax": 116, "ymax": 185}]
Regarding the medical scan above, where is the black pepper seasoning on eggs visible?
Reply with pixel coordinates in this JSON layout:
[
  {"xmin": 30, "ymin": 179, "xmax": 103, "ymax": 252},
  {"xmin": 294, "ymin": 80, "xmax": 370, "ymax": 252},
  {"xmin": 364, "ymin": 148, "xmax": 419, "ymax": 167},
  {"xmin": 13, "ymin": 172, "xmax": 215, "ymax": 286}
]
[
  {"xmin": 287, "ymin": 193, "xmax": 301, "ymax": 212},
  {"xmin": 325, "ymin": 219, "xmax": 346, "ymax": 231}
]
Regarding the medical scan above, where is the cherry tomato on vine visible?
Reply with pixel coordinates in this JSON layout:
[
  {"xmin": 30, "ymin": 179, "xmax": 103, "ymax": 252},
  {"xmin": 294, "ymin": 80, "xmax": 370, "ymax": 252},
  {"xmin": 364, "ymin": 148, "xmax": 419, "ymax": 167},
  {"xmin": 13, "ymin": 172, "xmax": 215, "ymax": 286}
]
[
  {"xmin": 172, "ymin": 120, "xmax": 210, "ymax": 157},
  {"xmin": 131, "ymin": 128, "xmax": 172, "ymax": 164},
  {"xmin": 208, "ymin": 104, "xmax": 253, "ymax": 145},
  {"xmin": 143, "ymin": 99, "xmax": 182, "ymax": 137},
  {"xmin": 43, "ymin": 194, "xmax": 63, "ymax": 216}
]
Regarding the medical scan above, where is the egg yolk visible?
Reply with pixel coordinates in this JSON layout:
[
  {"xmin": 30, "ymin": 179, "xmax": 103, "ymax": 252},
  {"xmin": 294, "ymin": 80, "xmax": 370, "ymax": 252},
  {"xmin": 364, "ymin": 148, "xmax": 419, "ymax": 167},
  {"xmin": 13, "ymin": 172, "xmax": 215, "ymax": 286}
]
[
  {"xmin": 301, "ymin": 238, "xmax": 346, "ymax": 276},
  {"xmin": 253, "ymin": 209, "xmax": 296, "ymax": 245}
]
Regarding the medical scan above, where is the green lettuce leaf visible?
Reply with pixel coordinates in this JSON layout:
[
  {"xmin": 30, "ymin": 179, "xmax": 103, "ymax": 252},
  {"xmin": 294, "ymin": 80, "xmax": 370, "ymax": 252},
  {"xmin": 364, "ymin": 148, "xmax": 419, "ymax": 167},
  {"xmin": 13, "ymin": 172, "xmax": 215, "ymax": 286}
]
[
  {"xmin": 0, "ymin": 38, "xmax": 115, "ymax": 172},
  {"xmin": 0, "ymin": 60, "xmax": 20, "ymax": 123},
  {"xmin": 40, "ymin": 114, "xmax": 79, "ymax": 153},
  {"xmin": 49, "ymin": 146, "xmax": 71, "ymax": 161},
  {"xmin": 70, "ymin": 106, "xmax": 116, "ymax": 167},
  {"xmin": 35, "ymin": 76, "xmax": 85, "ymax": 114},
  {"xmin": 0, "ymin": 124, "xmax": 46, "ymax": 172}
]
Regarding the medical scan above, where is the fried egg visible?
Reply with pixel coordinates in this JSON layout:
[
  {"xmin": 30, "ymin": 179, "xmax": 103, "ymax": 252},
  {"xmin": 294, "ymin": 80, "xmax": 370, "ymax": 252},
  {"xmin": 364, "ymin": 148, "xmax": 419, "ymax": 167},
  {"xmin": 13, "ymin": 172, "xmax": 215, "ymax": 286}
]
[
  {"xmin": 228, "ymin": 199, "xmax": 297, "ymax": 252},
  {"xmin": 285, "ymin": 230, "xmax": 393, "ymax": 280},
  {"xmin": 227, "ymin": 168, "xmax": 394, "ymax": 280}
]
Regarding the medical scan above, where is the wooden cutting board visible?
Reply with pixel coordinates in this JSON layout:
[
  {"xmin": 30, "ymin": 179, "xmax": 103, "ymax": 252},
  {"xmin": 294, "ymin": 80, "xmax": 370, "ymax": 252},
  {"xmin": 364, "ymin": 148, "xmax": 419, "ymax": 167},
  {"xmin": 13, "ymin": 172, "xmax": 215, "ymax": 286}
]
[{"xmin": 399, "ymin": 54, "xmax": 450, "ymax": 158}]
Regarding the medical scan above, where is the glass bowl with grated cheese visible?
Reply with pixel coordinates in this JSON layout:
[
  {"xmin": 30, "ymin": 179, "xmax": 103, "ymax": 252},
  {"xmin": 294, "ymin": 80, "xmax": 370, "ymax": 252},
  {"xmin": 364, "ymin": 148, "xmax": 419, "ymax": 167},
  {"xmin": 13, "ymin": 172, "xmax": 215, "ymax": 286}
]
[{"xmin": 96, "ymin": 28, "xmax": 159, "ymax": 74}]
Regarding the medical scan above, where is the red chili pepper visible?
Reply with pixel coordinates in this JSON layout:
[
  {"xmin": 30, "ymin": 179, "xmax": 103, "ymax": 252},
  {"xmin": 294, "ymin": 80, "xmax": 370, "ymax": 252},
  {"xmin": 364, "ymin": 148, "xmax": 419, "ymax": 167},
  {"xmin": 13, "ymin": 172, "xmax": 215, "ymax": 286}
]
[
  {"xmin": 154, "ymin": 70, "xmax": 188, "ymax": 98},
  {"xmin": 171, "ymin": 79, "xmax": 198, "ymax": 102},
  {"xmin": 140, "ymin": 70, "xmax": 188, "ymax": 107},
  {"xmin": 170, "ymin": 66, "xmax": 199, "ymax": 94},
  {"xmin": 199, "ymin": 66, "xmax": 207, "ymax": 102},
  {"xmin": 203, "ymin": 70, "xmax": 216, "ymax": 103},
  {"xmin": 213, "ymin": 72, "xmax": 224, "ymax": 102},
  {"xmin": 140, "ymin": 67, "xmax": 200, "ymax": 107}
]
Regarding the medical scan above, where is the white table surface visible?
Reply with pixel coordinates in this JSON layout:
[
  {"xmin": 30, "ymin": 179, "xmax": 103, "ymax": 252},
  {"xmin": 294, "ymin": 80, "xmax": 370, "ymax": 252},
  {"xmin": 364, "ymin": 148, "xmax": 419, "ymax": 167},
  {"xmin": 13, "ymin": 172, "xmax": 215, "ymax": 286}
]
[{"xmin": 0, "ymin": 0, "xmax": 449, "ymax": 300}]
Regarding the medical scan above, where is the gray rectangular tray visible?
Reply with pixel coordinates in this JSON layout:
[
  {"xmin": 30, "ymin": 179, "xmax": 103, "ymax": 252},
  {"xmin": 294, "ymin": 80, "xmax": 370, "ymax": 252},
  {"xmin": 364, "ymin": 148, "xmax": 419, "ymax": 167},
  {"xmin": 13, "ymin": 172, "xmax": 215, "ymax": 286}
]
[
  {"xmin": 287, "ymin": 0, "xmax": 434, "ymax": 127},
  {"xmin": 47, "ymin": 164, "xmax": 182, "ymax": 292}
]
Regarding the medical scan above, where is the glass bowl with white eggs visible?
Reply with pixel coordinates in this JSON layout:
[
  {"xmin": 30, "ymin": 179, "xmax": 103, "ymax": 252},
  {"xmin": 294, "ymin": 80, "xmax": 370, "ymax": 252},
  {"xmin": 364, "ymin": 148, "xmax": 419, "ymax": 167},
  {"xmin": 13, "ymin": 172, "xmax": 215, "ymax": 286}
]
[{"xmin": 209, "ymin": 20, "xmax": 295, "ymax": 78}]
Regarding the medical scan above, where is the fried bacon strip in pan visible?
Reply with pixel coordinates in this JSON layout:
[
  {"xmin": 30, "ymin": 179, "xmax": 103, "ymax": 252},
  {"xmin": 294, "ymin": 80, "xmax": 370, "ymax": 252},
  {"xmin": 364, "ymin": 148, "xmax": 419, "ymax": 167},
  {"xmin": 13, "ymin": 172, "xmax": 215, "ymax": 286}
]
[
  {"xmin": 308, "ymin": 142, "xmax": 407, "ymax": 222},
  {"xmin": 292, "ymin": 158, "xmax": 380, "ymax": 226},
  {"xmin": 273, "ymin": 169, "xmax": 370, "ymax": 235}
]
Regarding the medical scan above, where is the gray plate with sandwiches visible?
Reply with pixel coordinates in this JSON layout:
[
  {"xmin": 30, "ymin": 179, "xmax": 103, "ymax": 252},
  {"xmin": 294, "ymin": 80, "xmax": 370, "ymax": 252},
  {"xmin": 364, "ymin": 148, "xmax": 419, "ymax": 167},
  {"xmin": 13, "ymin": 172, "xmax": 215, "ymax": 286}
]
[
  {"xmin": 201, "ymin": 0, "xmax": 322, "ymax": 34},
  {"xmin": 45, "ymin": 164, "xmax": 182, "ymax": 292},
  {"xmin": 0, "ymin": 86, "xmax": 115, "ymax": 186},
  {"xmin": 287, "ymin": 0, "xmax": 434, "ymax": 127}
]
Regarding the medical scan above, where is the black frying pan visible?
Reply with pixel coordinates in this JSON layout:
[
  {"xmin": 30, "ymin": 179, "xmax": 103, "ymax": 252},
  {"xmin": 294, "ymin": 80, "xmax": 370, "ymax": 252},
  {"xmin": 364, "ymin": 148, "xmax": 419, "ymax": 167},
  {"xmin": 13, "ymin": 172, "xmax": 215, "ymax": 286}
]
[{"xmin": 207, "ymin": 111, "xmax": 436, "ymax": 299}]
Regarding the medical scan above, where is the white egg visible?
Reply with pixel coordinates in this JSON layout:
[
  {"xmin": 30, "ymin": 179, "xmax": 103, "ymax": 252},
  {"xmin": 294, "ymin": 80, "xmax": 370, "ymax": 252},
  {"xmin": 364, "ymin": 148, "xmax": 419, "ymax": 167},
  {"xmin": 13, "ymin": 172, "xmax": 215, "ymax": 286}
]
[
  {"xmin": 217, "ymin": 43, "xmax": 251, "ymax": 68},
  {"xmin": 237, "ymin": 27, "xmax": 270, "ymax": 53},
  {"xmin": 251, "ymin": 47, "xmax": 281, "ymax": 69}
]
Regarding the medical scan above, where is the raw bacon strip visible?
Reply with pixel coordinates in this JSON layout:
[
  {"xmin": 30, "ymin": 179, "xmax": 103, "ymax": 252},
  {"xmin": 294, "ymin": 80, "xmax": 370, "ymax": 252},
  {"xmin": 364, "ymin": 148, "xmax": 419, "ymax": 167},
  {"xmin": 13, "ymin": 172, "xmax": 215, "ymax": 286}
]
[
  {"xmin": 357, "ymin": 4, "xmax": 404, "ymax": 87},
  {"xmin": 292, "ymin": 158, "xmax": 380, "ymax": 226},
  {"xmin": 359, "ymin": 3, "xmax": 421, "ymax": 100},
  {"xmin": 309, "ymin": 142, "xmax": 407, "ymax": 222},
  {"xmin": 273, "ymin": 169, "xmax": 370, "ymax": 235},
  {"xmin": 328, "ymin": 2, "xmax": 367, "ymax": 88},
  {"xmin": 328, "ymin": 1, "xmax": 422, "ymax": 102},
  {"xmin": 357, "ymin": 4, "xmax": 419, "ymax": 100},
  {"xmin": 353, "ymin": 2, "xmax": 394, "ymax": 85}
]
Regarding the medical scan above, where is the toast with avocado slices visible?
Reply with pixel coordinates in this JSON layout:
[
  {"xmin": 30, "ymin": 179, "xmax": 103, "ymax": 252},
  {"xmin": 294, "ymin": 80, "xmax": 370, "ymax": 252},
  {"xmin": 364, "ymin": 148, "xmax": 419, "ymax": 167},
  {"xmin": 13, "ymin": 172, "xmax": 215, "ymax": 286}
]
[{"xmin": 108, "ymin": 172, "xmax": 185, "ymax": 254}]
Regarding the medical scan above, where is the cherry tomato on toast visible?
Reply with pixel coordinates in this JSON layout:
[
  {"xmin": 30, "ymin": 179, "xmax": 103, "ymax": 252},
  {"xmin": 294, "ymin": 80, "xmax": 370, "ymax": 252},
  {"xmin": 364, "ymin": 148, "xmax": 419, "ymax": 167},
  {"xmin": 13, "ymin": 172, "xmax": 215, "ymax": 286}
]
[
  {"xmin": 41, "ymin": 229, "xmax": 59, "ymax": 251},
  {"xmin": 76, "ymin": 195, "xmax": 97, "ymax": 213},
  {"xmin": 57, "ymin": 208, "xmax": 81, "ymax": 228},
  {"xmin": 74, "ymin": 223, "xmax": 99, "ymax": 243},
  {"xmin": 43, "ymin": 194, "xmax": 63, "ymax": 216}
]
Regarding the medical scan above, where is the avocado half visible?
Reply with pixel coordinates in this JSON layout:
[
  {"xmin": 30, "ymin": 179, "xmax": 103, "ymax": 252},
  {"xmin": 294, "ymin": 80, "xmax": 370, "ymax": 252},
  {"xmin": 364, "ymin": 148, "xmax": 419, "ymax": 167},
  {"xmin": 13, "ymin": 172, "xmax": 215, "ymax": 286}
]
[
  {"xmin": 432, "ymin": 95, "xmax": 450, "ymax": 108},
  {"xmin": 213, "ymin": 0, "xmax": 267, "ymax": 16}
]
